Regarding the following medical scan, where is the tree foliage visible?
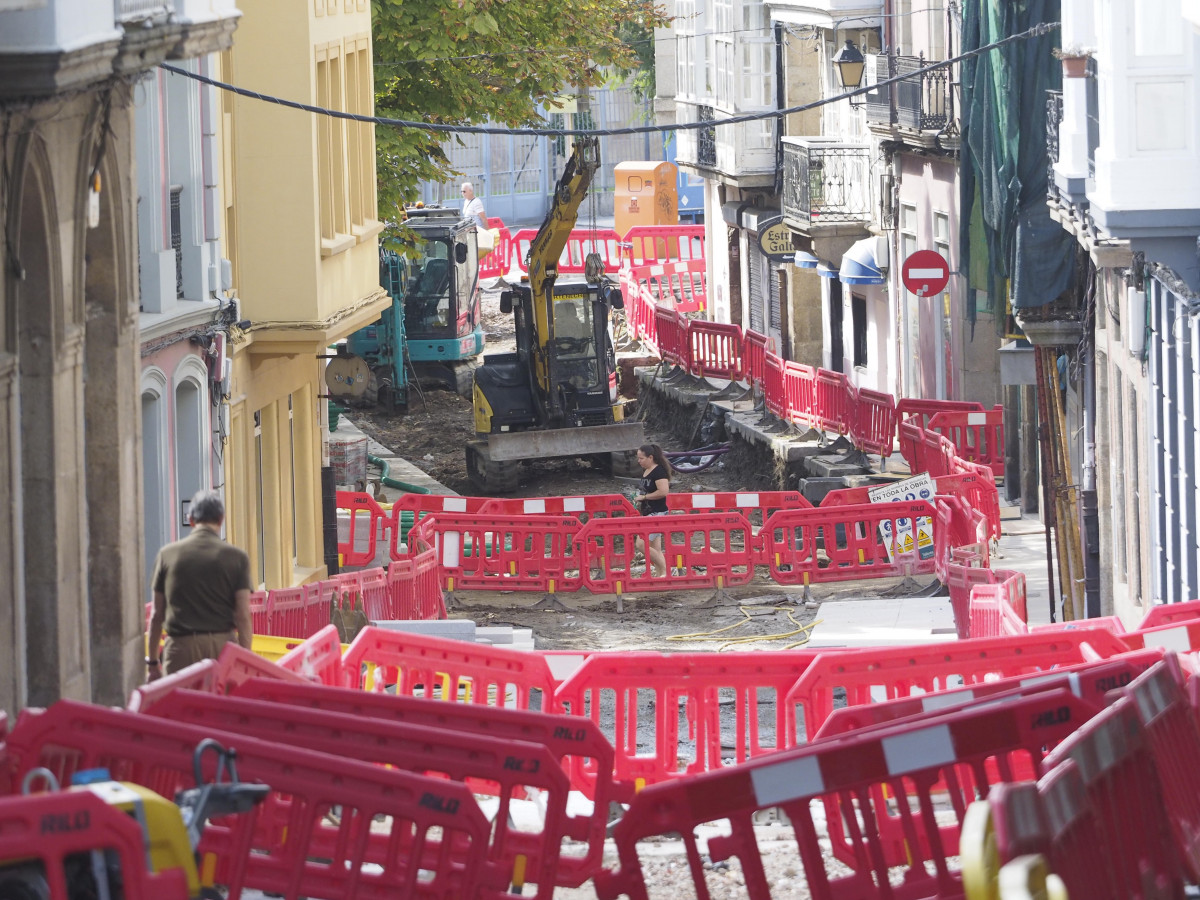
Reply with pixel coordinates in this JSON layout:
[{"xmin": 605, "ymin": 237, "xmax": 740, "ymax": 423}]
[{"xmin": 371, "ymin": 0, "xmax": 668, "ymax": 222}]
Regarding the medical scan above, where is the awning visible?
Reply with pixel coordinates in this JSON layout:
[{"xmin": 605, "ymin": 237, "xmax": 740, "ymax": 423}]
[
  {"xmin": 839, "ymin": 237, "xmax": 886, "ymax": 285},
  {"xmin": 792, "ymin": 250, "xmax": 819, "ymax": 269},
  {"xmin": 816, "ymin": 260, "xmax": 838, "ymax": 278}
]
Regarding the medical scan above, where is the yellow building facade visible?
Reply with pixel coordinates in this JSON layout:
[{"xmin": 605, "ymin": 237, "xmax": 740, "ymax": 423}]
[{"xmin": 218, "ymin": 0, "xmax": 387, "ymax": 588}]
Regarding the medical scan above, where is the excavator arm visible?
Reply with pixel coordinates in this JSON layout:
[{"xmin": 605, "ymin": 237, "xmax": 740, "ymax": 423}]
[{"xmin": 526, "ymin": 137, "xmax": 601, "ymax": 394}]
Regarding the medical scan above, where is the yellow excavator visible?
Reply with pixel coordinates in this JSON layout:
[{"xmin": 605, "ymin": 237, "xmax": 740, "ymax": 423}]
[{"xmin": 466, "ymin": 137, "xmax": 644, "ymax": 492}]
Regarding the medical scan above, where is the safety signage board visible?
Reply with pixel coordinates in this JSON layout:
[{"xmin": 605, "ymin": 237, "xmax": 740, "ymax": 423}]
[
  {"xmin": 901, "ymin": 250, "xmax": 950, "ymax": 297},
  {"xmin": 869, "ymin": 473, "xmax": 935, "ymax": 562}
]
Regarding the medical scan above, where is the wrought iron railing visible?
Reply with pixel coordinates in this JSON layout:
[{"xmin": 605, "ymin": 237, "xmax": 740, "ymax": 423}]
[
  {"xmin": 697, "ymin": 105, "xmax": 717, "ymax": 168},
  {"xmin": 115, "ymin": 0, "xmax": 169, "ymax": 22},
  {"xmin": 864, "ymin": 54, "xmax": 950, "ymax": 132},
  {"xmin": 781, "ymin": 139, "xmax": 872, "ymax": 225},
  {"xmin": 1045, "ymin": 89, "xmax": 1062, "ymax": 200}
]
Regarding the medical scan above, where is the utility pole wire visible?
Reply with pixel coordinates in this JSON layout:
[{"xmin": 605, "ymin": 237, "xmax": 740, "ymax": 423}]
[{"xmin": 159, "ymin": 21, "xmax": 1057, "ymax": 139}]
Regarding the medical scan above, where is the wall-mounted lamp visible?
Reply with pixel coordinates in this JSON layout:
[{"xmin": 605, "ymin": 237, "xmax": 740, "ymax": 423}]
[{"xmin": 832, "ymin": 39, "xmax": 867, "ymax": 92}]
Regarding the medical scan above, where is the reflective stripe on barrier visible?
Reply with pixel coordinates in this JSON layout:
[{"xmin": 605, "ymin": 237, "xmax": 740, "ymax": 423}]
[
  {"xmin": 408, "ymin": 512, "xmax": 583, "ymax": 596},
  {"xmin": 852, "ymin": 388, "xmax": 898, "ymax": 457},
  {"xmin": 478, "ymin": 493, "xmax": 638, "ymax": 519},
  {"xmin": 232, "ymin": 677, "xmax": 617, "ymax": 886},
  {"xmin": 621, "ymin": 225, "xmax": 705, "ymax": 266},
  {"xmin": 577, "ymin": 511, "xmax": 756, "ymax": 595},
  {"xmin": 336, "ymin": 490, "xmax": 390, "ymax": 567},
  {"xmin": 1122, "ymin": 619, "xmax": 1200, "ymax": 653},
  {"xmin": 784, "ymin": 627, "xmax": 1133, "ymax": 742},
  {"xmin": 339, "ymin": 626, "xmax": 558, "ymax": 708},
  {"xmin": 594, "ymin": 687, "xmax": 1098, "ymax": 900},
  {"xmin": 5, "ymin": 700, "xmax": 502, "ymax": 900},
  {"xmin": 149, "ymin": 689, "xmax": 575, "ymax": 899},
  {"xmin": 687, "ymin": 320, "xmax": 742, "ymax": 380},
  {"xmin": 0, "ymin": 790, "xmax": 191, "ymax": 899},
  {"xmin": 553, "ymin": 649, "xmax": 824, "ymax": 801},
  {"xmin": 760, "ymin": 500, "xmax": 945, "ymax": 586},
  {"xmin": 929, "ymin": 405, "xmax": 1005, "ymax": 478}
]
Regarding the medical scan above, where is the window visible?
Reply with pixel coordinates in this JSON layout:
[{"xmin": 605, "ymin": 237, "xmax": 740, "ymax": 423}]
[
  {"xmin": 852, "ymin": 294, "xmax": 868, "ymax": 368},
  {"xmin": 316, "ymin": 44, "xmax": 349, "ymax": 242},
  {"xmin": 170, "ymin": 186, "xmax": 183, "ymax": 298},
  {"xmin": 316, "ymin": 52, "xmax": 333, "ymax": 240},
  {"xmin": 174, "ymin": 379, "xmax": 204, "ymax": 532},
  {"xmin": 254, "ymin": 409, "xmax": 265, "ymax": 587}
]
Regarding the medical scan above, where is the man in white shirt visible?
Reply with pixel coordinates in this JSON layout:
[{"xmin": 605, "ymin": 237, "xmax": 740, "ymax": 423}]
[{"xmin": 461, "ymin": 182, "xmax": 487, "ymax": 229}]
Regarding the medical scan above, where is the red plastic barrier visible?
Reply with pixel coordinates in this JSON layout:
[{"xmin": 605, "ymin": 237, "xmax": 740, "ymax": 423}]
[
  {"xmin": 945, "ymin": 557, "xmax": 999, "ymax": 638},
  {"xmin": 783, "ymin": 360, "xmax": 817, "ymax": 430},
  {"xmin": 0, "ymin": 790, "xmax": 191, "ymax": 899},
  {"xmin": 653, "ymin": 306, "xmax": 689, "ymax": 369},
  {"xmin": 897, "ymin": 416, "xmax": 926, "ymax": 474},
  {"xmin": 640, "ymin": 259, "xmax": 707, "ymax": 313},
  {"xmin": 512, "ymin": 227, "xmax": 623, "ymax": 275},
  {"xmin": 687, "ymin": 320, "xmax": 742, "ymax": 380},
  {"xmin": 553, "ymin": 649, "xmax": 824, "ymax": 801},
  {"xmin": 1042, "ymin": 693, "xmax": 1183, "ymax": 896},
  {"xmin": 339, "ymin": 626, "xmax": 559, "ymax": 710},
  {"xmin": 814, "ymin": 368, "xmax": 853, "ymax": 436},
  {"xmin": 1126, "ymin": 657, "xmax": 1200, "ymax": 881},
  {"xmin": 276, "ymin": 624, "xmax": 344, "ymax": 684},
  {"xmin": 387, "ymin": 493, "xmax": 491, "ymax": 559},
  {"xmin": 936, "ymin": 471, "xmax": 1002, "ymax": 542},
  {"xmin": 301, "ymin": 581, "xmax": 327, "ymax": 633},
  {"xmin": 594, "ymin": 687, "xmax": 1098, "ymax": 900},
  {"xmin": 127, "ymin": 658, "xmax": 218, "ymax": 712},
  {"xmin": 3, "ymin": 700, "xmax": 502, "ymax": 900},
  {"xmin": 851, "ymin": 387, "xmax": 898, "ymax": 457},
  {"xmin": 478, "ymin": 493, "xmax": 638, "ymax": 520},
  {"xmin": 762, "ymin": 352, "xmax": 786, "ymax": 420},
  {"xmin": 896, "ymin": 397, "xmax": 984, "ymax": 428},
  {"xmin": 742, "ymin": 329, "xmax": 769, "ymax": 391},
  {"xmin": 233, "ymin": 677, "xmax": 617, "ymax": 884},
  {"xmin": 619, "ymin": 267, "xmax": 658, "ymax": 349},
  {"xmin": 815, "ymin": 650, "xmax": 1162, "ymax": 740},
  {"xmin": 336, "ymin": 490, "xmax": 389, "ymax": 567},
  {"xmin": 784, "ymin": 627, "xmax": 1133, "ymax": 742},
  {"xmin": 665, "ymin": 490, "xmax": 812, "ymax": 530},
  {"xmin": 266, "ymin": 585, "xmax": 305, "ymax": 638},
  {"xmin": 1122, "ymin": 618, "xmax": 1200, "ymax": 653},
  {"xmin": 621, "ymin": 225, "xmax": 705, "ymax": 266},
  {"xmin": 759, "ymin": 500, "xmax": 944, "ymax": 586},
  {"xmin": 248, "ymin": 589, "xmax": 270, "ymax": 635},
  {"xmin": 928, "ymin": 405, "xmax": 1005, "ymax": 477},
  {"xmin": 968, "ymin": 569, "xmax": 1028, "ymax": 637},
  {"xmin": 232, "ymin": 681, "xmax": 614, "ymax": 883},
  {"xmin": 577, "ymin": 511, "xmax": 756, "ymax": 596},
  {"xmin": 408, "ymin": 511, "xmax": 583, "ymax": 598},
  {"xmin": 149, "ymin": 689, "xmax": 576, "ymax": 899},
  {"xmin": 385, "ymin": 541, "xmax": 446, "ymax": 620},
  {"xmin": 1138, "ymin": 599, "xmax": 1200, "ymax": 630},
  {"xmin": 212, "ymin": 642, "xmax": 312, "ymax": 693},
  {"xmin": 478, "ymin": 217, "xmax": 514, "ymax": 279},
  {"xmin": 986, "ymin": 763, "xmax": 1111, "ymax": 900}
]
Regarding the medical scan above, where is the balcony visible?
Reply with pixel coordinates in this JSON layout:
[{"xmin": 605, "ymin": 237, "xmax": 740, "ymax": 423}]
[
  {"xmin": 781, "ymin": 137, "xmax": 872, "ymax": 228},
  {"xmin": 116, "ymin": 0, "xmax": 168, "ymax": 22},
  {"xmin": 675, "ymin": 99, "xmax": 776, "ymax": 186},
  {"xmin": 864, "ymin": 55, "xmax": 953, "ymax": 148}
]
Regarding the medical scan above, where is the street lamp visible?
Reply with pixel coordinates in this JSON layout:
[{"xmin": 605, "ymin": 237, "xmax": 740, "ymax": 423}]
[{"xmin": 832, "ymin": 38, "xmax": 867, "ymax": 91}]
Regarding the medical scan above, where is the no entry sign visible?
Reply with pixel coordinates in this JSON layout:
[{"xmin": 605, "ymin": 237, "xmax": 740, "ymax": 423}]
[{"xmin": 901, "ymin": 250, "xmax": 950, "ymax": 296}]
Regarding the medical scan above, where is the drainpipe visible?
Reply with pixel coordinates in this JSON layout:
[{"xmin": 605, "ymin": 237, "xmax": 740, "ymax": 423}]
[
  {"xmin": 1081, "ymin": 289, "xmax": 1100, "ymax": 617},
  {"xmin": 774, "ymin": 22, "xmax": 785, "ymax": 196}
]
